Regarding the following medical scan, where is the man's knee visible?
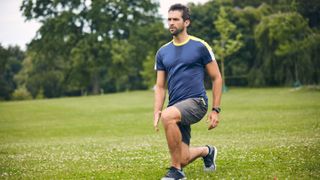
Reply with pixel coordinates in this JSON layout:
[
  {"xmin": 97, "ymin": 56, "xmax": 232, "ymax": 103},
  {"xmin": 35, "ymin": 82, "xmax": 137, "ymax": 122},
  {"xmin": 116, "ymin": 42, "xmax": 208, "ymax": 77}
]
[
  {"xmin": 181, "ymin": 143, "xmax": 190, "ymax": 167},
  {"xmin": 161, "ymin": 107, "xmax": 181, "ymax": 126},
  {"xmin": 161, "ymin": 113, "xmax": 176, "ymax": 129},
  {"xmin": 181, "ymin": 154, "xmax": 190, "ymax": 167}
]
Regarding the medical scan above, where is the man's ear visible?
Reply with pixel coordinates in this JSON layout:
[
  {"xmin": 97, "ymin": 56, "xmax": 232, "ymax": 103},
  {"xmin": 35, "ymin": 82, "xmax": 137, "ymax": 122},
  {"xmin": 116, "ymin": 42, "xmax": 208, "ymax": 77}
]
[{"xmin": 185, "ymin": 19, "xmax": 190, "ymax": 27}]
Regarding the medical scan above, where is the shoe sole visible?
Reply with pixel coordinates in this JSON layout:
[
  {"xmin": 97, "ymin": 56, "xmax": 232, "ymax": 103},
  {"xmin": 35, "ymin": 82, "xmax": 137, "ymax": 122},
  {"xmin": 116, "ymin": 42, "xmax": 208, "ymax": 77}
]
[
  {"xmin": 161, "ymin": 178, "xmax": 187, "ymax": 180},
  {"xmin": 213, "ymin": 146, "xmax": 217, "ymax": 169}
]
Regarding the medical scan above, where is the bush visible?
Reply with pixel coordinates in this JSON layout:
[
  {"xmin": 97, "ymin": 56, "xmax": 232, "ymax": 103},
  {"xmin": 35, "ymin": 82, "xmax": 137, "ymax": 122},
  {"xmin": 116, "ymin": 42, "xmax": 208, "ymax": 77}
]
[{"xmin": 12, "ymin": 87, "xmax": 32, "ymax": 100}]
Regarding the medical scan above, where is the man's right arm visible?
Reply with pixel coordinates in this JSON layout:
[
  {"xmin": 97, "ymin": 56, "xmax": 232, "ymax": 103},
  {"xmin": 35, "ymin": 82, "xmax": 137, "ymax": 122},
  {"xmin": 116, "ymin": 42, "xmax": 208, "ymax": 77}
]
[{"xmin": 154, "ymin": 70, "xmax": 166, "ymax": 131}]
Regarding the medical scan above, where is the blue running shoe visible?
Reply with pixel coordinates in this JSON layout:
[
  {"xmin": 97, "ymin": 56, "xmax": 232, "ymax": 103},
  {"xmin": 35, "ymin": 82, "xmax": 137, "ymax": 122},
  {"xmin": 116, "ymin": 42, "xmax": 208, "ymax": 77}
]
[
  {"xmin": 203, "ymin": 145, "xmax": 217, "ymax": 171},
  {"xmin": 161, "ymin": 166, "xmax": 187, "ymax": 180}
]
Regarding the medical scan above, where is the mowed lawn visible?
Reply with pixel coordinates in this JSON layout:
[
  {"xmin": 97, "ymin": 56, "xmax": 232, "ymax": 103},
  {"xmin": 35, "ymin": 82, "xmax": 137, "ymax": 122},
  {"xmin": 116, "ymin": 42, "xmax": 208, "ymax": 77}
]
[{"xmin": 0, "ymin": 88, "xmax": 319, "ymax": 179}]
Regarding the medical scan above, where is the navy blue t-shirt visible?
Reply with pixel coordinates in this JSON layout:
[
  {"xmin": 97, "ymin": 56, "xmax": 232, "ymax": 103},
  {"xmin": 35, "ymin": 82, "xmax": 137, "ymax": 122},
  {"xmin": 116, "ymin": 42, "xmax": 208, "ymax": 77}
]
[{"xmin": 155, "ymin": 36, "xmax": 216, "ymax": 106}]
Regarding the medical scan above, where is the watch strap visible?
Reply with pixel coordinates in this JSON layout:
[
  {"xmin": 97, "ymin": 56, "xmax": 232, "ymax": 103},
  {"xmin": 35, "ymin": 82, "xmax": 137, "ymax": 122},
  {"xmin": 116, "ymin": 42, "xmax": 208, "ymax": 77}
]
[{"xmin": 212, "ymin": 107, "xmax": 221, "ymax": 113}]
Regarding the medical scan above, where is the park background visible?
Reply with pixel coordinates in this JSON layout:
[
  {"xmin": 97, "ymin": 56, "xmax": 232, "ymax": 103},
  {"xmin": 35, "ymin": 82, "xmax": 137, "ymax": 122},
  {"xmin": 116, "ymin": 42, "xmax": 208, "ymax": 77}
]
[
  {"xmin": 0, "ymin": 0, "xmax": 319, "ymax": 179},
  {"xmin": 1, "ymin": 0, "xmax": 319, "ymax": 99}
]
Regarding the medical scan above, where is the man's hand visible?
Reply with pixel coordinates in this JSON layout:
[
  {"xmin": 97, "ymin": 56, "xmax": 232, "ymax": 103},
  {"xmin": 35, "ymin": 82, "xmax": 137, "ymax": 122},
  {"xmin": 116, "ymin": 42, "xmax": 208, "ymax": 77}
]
[
  {"xmin": 154, "ymin": 111, "xmax": 162, "ymax": 132},
  {"xmin": 207, "ymin": 111, "xmax": 219, "ymax": 130}
]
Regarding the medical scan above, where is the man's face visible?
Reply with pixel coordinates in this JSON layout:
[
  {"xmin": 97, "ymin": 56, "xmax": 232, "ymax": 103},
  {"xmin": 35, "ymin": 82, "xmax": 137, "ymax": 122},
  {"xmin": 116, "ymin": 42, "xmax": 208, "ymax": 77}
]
[{"xmin": 167, "ymin": 10, "xmax": 188, "ymax": 36}]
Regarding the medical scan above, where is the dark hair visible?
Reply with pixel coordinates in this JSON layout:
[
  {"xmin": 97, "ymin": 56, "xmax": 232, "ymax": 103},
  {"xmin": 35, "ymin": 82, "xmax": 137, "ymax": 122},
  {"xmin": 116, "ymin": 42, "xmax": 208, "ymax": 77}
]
[{"xmin": 168, "ymin": 3, "xmax": 191, "ymax": 21}]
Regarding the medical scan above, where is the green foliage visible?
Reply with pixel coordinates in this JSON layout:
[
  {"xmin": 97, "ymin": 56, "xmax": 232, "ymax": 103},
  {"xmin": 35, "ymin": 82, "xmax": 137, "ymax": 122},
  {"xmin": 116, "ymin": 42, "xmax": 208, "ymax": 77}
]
[
  {"xmin": 19, "ymin": 0, "xmax": 165, "ymax": 97},
  {"xmin": 35, "ymin": 88, "xmax": 45, "ymax": 99},
  {"xmin": 226, "ymin": 3, "xmax": 272, "ymax": 84},
  {"xmin": 109, "ymin": 39, "xmax": 134, "ymax": 91},
  {"xmin": 1, "ymin": 0, "xmax": 318, "ymax": 100},
  {"xmin": 188, "ymin": 1, "xmax": 319, "ymax": 87},
  {"xmin": 253, "ymin": 12, "xmax": 315, "ymax": 86},
  {"xmin": 188, "ymin": 1, "xmax": 220, "ymax": 40},
  {"xmin": 11, "ymin": 86, "xmax": 32, "ymax": 100},
  {"xmin": 141, "ymin": 51, "xmax": 157, "ymax": 88},
  {"xmin": 295, "ymin": 0, "xmax": 320, "ymax": 29},
  {"xmin": 136, "ymin": 22, "xmax": 169, "ymax": 89},
  {"xmin": 0, "ymin": 45, "xmax": 24, "ymax": 100},
  {"xmin": 212, "ymin": 6, "xmax": 243, "ymax": 89},
  {"xmin": 0, "ymin": 88, "xmax": 319, "ymax": 178}
]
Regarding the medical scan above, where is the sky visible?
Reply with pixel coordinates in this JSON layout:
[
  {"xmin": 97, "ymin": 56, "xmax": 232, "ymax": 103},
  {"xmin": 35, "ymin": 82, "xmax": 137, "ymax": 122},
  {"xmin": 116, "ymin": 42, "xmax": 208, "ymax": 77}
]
[{"xmin": 0, "ymin": 0, "xmax": 208, "ymax": 50}]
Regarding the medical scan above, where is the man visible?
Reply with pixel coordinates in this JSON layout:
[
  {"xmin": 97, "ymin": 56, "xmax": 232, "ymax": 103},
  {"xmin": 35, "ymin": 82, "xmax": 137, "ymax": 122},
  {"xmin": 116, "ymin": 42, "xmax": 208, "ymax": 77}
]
[{"xmin": 153, "ymin": 3, "xmax": 223, "ymax": 180}]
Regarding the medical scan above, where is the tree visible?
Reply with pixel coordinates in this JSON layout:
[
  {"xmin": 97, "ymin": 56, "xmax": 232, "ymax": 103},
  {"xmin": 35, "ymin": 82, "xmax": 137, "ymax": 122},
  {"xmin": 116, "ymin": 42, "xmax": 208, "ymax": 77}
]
[
  {"xmin": 0, "ymin": 45, "xmax": 24, "ymax": 100},
  {"xmin": 126, "ymin": 21, "xmax": 168, "ymax": 90},
  {"xmin": 140, "ymin": 22, "xmax": 169, "ymax": 89},
  {"xmin": 254, "ymin": 12, "xmax": 315, "ymax": 86},
  {"xmin": 188, "ymin": 1, "xmax": 221, "ymax": 41},
  {"xmin": 231, "ymin": 3, "xmax": 272, "ymax": 86},
  {"xmin": 295, "ymin": 0, "xmax": 320, "ymax": 29},
  {"xmin": 190, "ymin": 0, "xmax": 319, "ymax": 87},
  {"xmin": 212, "ymin": 6, "xmax": 243, "ymax": 91},
  {"xmin": 20, "ymin": 0, "xmax": 164, "ymax": 97}
]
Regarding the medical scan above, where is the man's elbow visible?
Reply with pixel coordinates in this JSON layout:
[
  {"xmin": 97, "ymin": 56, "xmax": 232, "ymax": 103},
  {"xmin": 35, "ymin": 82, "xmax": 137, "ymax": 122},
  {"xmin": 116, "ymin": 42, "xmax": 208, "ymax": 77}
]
[
  {"xmin": 212, "ymin": 73, "xmax": 222, "ymax": 83},
  {"xmin": 155, "ymin": 84, "xmax": 165, "ymax": 91}
]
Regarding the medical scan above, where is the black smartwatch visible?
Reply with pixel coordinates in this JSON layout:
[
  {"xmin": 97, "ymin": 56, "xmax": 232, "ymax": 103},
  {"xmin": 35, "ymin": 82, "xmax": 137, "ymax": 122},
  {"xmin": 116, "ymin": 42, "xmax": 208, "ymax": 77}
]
[{"xmin": 212, "ymin": 107, "xmax": 221, "ymax": 113}]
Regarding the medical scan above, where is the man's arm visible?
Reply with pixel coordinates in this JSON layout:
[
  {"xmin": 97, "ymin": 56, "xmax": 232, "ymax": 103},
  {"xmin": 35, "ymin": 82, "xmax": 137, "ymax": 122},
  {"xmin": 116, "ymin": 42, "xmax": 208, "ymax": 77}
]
[
  {"xmin": 154, "ymin": 70, "xmax": 166, "ymax": 131},
  {"xmin": 205, "ymin": 60, "xmax": 222, "ymax": 130}
]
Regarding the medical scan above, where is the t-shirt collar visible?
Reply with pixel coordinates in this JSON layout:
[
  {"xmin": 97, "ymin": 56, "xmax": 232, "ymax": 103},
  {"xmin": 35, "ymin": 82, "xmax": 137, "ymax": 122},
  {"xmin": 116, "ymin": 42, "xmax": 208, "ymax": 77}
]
[{"xmin": 172, "ymin": 35, "xmax": 190, "ymax": 46}]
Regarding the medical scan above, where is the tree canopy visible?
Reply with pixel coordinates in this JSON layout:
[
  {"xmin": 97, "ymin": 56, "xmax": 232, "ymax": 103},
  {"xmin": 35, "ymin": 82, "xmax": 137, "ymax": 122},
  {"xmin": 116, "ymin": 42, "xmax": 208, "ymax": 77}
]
[
  {"xmin": 0, "ymin": 0, "xmax": 319, "ymax": 100},
  {"xmin": 17, "ymin": 0, "xmax": 167, "ymax": 98}
]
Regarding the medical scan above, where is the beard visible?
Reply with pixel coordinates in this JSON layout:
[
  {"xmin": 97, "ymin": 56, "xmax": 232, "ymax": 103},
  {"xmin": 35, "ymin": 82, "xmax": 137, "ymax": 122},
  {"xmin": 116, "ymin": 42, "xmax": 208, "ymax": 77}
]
[{"xmin": 170, "ymin": 26, "xmax": 184, "ymax": 36}]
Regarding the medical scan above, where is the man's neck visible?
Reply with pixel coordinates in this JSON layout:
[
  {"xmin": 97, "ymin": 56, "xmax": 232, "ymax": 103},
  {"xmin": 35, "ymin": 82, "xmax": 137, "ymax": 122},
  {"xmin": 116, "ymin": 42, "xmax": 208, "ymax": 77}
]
[{"xmin": 173, "ymin": 31, "xmax": 189, "ymax": 44}]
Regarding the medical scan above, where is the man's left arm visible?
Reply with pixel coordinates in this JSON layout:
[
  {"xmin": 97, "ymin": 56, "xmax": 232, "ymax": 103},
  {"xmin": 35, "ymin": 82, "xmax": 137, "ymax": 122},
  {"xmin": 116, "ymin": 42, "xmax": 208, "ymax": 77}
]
[{"xmin": 205, "ymin": 60, "xmax": 222, "ymax": 130}]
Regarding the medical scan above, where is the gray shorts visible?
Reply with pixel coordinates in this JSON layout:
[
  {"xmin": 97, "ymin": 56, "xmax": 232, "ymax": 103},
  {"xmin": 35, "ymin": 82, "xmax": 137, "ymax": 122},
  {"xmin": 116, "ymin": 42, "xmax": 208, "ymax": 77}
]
[{"xmin": 173, "ymin": 97, "xmax": 208, "ymax": 145}]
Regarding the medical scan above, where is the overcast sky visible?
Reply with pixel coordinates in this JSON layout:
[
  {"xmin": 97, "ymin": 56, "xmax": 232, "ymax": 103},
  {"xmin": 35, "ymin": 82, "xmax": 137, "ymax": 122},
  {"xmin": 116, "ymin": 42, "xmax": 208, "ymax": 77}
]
[{"xmin": 0, "ymin": 0, "xmax": 208, "ymax": 50}]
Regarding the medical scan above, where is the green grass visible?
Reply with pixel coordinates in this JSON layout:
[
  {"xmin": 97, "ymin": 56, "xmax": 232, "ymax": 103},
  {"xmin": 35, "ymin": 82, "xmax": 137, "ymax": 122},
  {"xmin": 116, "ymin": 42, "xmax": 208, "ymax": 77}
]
[{"xmin": 0, "ymin": 88, "xmax": 319, "ymax": 179}]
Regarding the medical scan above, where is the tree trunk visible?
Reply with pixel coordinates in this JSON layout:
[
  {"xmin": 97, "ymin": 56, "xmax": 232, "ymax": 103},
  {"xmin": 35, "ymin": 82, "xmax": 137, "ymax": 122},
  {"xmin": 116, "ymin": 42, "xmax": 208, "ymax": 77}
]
[
  {"xmin": 92, "ymin": 73, "xmax": 100, "ymax": 95},
  {"xmin": 221, "ymin": 57, "xmax": 227, "ymax": 92}
]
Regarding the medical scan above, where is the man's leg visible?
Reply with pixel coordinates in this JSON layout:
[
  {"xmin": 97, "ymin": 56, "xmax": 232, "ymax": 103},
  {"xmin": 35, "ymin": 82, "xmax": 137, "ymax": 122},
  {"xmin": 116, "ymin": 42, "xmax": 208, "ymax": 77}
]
[
  {"xmin": 181, "ymin": 143, "xmax": 209, "ymax": 167},
  {"xmin": 161, "ymin": 106, "xmax": 183, "ymax": 169},
  {"xmin": 181, "ymin": 144, "xmax": 218, "ymax": 171}
]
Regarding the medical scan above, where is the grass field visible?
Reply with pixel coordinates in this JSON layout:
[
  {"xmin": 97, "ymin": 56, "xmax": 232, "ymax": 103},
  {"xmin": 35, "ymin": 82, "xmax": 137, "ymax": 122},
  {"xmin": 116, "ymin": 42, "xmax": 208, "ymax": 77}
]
[{"xmin": 0, "ymin": 88, "xmax": 319, "ymax": 179}]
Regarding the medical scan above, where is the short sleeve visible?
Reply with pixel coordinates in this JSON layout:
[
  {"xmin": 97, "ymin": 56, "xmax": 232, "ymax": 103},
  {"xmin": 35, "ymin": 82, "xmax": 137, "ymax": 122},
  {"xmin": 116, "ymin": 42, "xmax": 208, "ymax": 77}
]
[
  {"xmin": 201, "ymin": 41, "xmax": 216, "ymax": 65},
  {"xmin": 154, "ymin": 50, "xmax": 165, "ymax": 71}
]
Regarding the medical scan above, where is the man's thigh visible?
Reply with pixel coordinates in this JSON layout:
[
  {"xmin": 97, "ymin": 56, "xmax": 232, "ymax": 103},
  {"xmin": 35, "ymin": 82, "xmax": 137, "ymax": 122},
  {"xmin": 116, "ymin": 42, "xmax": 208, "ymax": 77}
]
[{"xmin": 174, "ymin": 98, "xmax": 208, "ymax": 125}]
